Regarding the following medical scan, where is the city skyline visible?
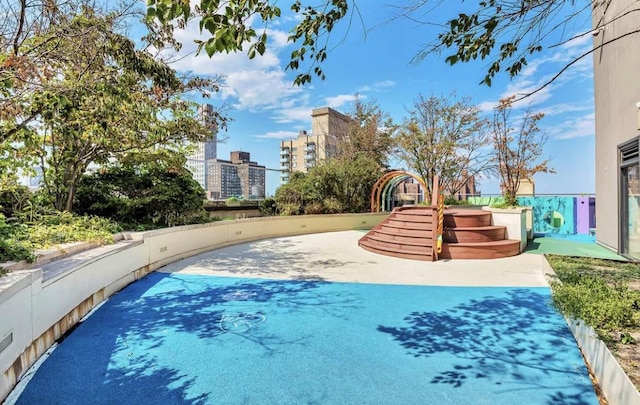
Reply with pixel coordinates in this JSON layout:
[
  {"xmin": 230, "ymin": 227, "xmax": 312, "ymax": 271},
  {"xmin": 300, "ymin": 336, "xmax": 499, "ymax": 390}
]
[{"xmin": 164, "ymin": 1, "xmax": 596, "ymax": 197}]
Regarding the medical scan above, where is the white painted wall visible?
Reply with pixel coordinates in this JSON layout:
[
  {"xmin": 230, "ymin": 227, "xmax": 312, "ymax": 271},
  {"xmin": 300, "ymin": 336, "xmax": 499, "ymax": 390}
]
[
  {"xmin": 482, "ymin": 207, "xmax": 528, "ymax": 252},
  {"xmin": 0, "ymin": 272, "xmax": 36, "ymax": 398}
]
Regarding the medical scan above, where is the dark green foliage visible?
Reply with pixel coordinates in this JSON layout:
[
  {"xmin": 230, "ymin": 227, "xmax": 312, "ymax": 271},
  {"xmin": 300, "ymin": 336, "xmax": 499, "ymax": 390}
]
[
  {"xmin": 0, "ymin": 214, "xmax": 33, "ymax": 263},
  {"xmin": 274, "ymin": 154, "xmax": 380, "ymax": 215},
  {"xmin": 2, "ymin": 5, "xmax": 226, "ymax": 213},
  {"xmin": 75, "ymin": 165, "xmax": 208, "ymax": 227},
  {"xmin": 0, "ymin": 211, "xmax": 119, "ymax": 264},
  {"xmin": 0, "ymin": 183, "xmax": 31, "ymax": 217},
  {"xmin": 258, "ymin": 197, "xmax": 278, "ymax": 216},
  {"xmin": 274, "ymin": 172, "xmax": 307, "ymax": 216},
  {"xmin": 412, "ymin": 0, "xmax": 581, "ymax": 92}
]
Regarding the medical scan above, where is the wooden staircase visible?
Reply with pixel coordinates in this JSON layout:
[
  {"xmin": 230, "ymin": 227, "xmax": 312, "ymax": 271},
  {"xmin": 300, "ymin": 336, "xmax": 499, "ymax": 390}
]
[
  {"xmin": 440, "ymin": 209, "xmax": 520, "ymax": 259},
  {"xmin": 358, "ymin": 207, "xmax": 521, "ymax": 261},
  {"xmin": 359, "ymin": 206, "xmax": 437, "ymax": 261}
]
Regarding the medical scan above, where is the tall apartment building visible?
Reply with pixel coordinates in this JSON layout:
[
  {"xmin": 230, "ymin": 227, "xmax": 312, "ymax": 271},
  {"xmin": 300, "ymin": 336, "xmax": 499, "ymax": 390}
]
[
  {"xmin": 206, "ymin": 151, "xmax": 266, "ymax": 200},
  {"xmin": 279, "ymin": 107, "xmax": 350, "ymax": 184},
  {"xmin": 186, "ymin": 104, "xmax": 218, "ymax": 191}
]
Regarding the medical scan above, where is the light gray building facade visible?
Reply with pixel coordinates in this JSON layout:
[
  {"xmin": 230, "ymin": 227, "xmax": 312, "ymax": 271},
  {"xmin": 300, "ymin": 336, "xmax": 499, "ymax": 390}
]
[{"xmin": 593, "ymin": 0, "xmax": 640, "ymax": 258}]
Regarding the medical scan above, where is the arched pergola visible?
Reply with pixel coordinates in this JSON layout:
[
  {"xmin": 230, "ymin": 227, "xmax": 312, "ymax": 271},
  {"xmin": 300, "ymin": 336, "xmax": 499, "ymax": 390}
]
[{"xmin": 370, "ymin": 171, "xmax": 427, "ymax": 212}]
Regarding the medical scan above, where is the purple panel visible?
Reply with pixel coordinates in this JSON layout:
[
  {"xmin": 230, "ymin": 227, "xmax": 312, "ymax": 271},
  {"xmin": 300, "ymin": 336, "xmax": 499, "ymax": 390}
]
[
  {"xmin": 576, "ymin": 197, "xmax": 590, "ymax": 234},
  {"xmin": 589, "ymin": 197, "xmax": 596, "ymax": 228}
]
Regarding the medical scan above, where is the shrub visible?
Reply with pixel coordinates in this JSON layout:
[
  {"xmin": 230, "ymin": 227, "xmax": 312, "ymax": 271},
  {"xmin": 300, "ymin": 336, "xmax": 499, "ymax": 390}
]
[
  {"xmin": 549, "ymin": 260, "xmax": 640, "ymax": 343},
  {"xmin": 0, "ymin": 214, "xmax": 34, "ymax": 263},
  {"xmin": 0, "ymin": 212, "xmax": 120, "ymax": 263},
  {"xmin": 225, "ymin": 196, "xmax": 240, "ymax": 206},
  {"xmin": 25, "ymin": 212, "xmax": 120, "ymax": 247},
  {"xmin": 75, "ymin": 165, "xmax": 207, "ymax": 227},
  {"xmin": 322, "ymin": 197, "xmax": 343, "ymax": 213},
  {"xmin": 304, "ymin": 201, "xmax": 324, "ymax": 214},
  {"xmin": 278, "ymin": 203, "xmax": 302, "ymax": 216},
  {"xmin": 491, "ymin": 200, "xmax": 519, "ymax": 209},
  {"xmin": 258, "ymin": 197, "xmax": 278, "ymax": 216},
  {"xmin": 0, "ymin": 184, "xmax": 32, "ymax": 218}
]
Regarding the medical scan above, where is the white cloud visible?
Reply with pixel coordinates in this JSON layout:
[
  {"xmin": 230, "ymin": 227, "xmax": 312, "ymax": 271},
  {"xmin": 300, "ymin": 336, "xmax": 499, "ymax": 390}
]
[
  {"xmin": 540, "ymin": 102, "xmax": 594, "ymax": 117},
  {"xmin": 266, "ymin": 28, "xmax": 290, "ymax": 48},
  {"xmin": 325, "ymin": 94, "xmax": 359, "ymax": 109},
  {"xmin": 222, "ymin": 69, "xmax": 303, "ymax": 110},
  {"xmin": 254, "ymin": 130, "xmax": 301, "ymax": 139},
  {"xmin": 157, "ymin": 15, "xmax": 310, "ymax": 114},
  {"xmin": 272, "ymin": 106, "xmax": 314, "ymax": 124},
  {"xmin": 558, "ymin": 33, "xmax": 593, "ymax": 54},
  {"xmin": 478, "ymin": 100, "xmax": 498, "ymax": 112},
  {"xmin": 357, "ymin": 80, "xmax": 397, "ymax": 93},
  {"xmin": 548, "ymin": 112, "xmax": 595, "ymax": 139}
]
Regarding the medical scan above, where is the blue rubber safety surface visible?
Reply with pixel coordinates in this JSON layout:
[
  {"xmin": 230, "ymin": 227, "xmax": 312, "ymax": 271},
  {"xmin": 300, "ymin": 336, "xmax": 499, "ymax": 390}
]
[{"xmin": 16, "ymin": 273, "xmax": 599, "ymax": 405}]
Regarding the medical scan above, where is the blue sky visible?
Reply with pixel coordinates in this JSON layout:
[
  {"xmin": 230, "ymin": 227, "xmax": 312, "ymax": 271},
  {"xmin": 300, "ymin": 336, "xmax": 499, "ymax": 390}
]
[{"xmin": 161, "ymin": 1, "xmax": 596, "ymax": 196}]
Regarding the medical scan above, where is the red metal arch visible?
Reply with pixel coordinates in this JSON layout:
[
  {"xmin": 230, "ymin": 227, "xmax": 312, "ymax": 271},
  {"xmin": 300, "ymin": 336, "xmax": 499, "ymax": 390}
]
[{"xmin": 370, "ymin": 171, "xmax": 427, "ymax": 212}]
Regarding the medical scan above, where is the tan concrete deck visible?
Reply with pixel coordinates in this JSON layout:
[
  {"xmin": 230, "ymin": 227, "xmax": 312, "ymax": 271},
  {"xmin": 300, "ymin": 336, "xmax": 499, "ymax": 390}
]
[{"xmin": 159, "ymin": 230, "xmax": 552, "ymax": 287}]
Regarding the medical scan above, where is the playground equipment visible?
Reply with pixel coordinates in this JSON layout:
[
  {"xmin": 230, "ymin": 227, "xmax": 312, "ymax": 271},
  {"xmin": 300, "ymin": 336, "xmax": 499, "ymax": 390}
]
[{"xmin": 360, "ymin": 173, "xmax": 521, "ymax": 261}]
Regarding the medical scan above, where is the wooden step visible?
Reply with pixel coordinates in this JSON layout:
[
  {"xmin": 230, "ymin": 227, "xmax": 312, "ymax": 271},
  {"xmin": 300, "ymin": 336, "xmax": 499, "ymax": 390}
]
[
  {"xmin": 393, "ymin": 212, "xmax": 434, "ymax": 222},
  {"xmin": 359, "ymin": 237, "xmax": 433, "ymax": 254},
  {"xmin": 359, "ymin": 239, "xmax": 434, "ymax": 261},
  {"xmin": 443, "ymin": 210, "xmax": 491, "ymax": 227},
  {"xmin": 378, "ymin": 226, "xmax": 430, "ymax": 238},
  {"xmin": 385, "ymin": 219, "xmax": 433, "ymax": 230},
  {"xmin": 439, "ymin": 239, "xmax": 520, "ymax": 259},
  {"xmin": 394, "ymin": 207, "xmax": 434, "ymax": 215},
  {"xmin": 443, "ymin": 226, "xmax": 506, "ymax": 243},
  {"xmin": 368, "ymin": 231, "xmax": 434, "ymax": 247}
]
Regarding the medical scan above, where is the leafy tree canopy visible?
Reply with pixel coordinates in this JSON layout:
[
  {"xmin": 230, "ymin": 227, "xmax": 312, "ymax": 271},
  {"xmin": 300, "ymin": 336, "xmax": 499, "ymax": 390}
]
[
  {"xmin": 1, "ymin": 1, "xmax": 227, "ymax": 212},
  {"xmin": 147, "ymin": 0, "xmax": 349, "ymax": 86},
  {"xmin": 274, "ymin": 154, "xmax": 381, "ymax": 215},
  {"xmin": 395, "ymin": 93, "xmax": 492, "ymax": 200},
  {"xmin": 148, "ymin": 0, "xmax": 603, "ymax": 91},
  {"xmin": 491, "ymin": 96, "xmax": 554, "ymax": 206},
  {"xmin": 75, "ymin": 157, "xmax": 209, "ymax": 227}
]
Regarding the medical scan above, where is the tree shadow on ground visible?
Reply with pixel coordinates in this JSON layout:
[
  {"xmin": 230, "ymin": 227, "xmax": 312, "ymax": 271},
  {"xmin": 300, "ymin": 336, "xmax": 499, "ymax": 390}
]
[
  {"xmin": 377, "ymin": 289, "xmax": 598, "ymax": 404},
  {"xmin": 158, "ymin": 238, "xmax": 356, "ymax": 279},
  {"xmin": 17, "ymin": 273, "xmax": 360, "ymax": 404}
]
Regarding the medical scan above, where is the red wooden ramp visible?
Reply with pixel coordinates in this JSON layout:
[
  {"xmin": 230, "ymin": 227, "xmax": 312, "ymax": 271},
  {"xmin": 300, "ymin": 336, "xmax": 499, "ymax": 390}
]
[{"xmin": 358, "ymin": 207, "xmax": 521, "ymax": 260}]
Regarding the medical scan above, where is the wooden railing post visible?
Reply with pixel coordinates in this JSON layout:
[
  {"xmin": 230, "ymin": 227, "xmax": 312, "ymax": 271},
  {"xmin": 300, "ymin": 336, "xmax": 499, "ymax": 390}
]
[{"xmin": 431, "ymin": 175, "xmax": 444, "ymax": 261}]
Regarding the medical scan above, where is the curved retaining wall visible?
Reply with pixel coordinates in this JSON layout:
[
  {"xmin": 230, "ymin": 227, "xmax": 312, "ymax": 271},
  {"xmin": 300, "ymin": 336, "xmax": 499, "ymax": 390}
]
[{"xmin": 0, "ymin": 213, "xmax": 388, "ymax": 401}]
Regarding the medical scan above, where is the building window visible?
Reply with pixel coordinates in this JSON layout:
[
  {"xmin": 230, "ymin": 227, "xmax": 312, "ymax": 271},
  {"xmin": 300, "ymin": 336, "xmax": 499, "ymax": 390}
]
[{"xmin": 620, "ymin": 137, "xmax": 640, "ymax": 259}]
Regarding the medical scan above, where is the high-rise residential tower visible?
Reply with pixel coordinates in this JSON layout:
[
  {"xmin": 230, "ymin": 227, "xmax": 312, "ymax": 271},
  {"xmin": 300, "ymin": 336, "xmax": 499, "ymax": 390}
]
[
  {"xmin": 206, "ymin": 151, "xmax": 266, "ymax": 200},
  {"xmin": 186, "ymin": 104, "xmax": 218, "ymax": 191},
  {"xmin": 279, "ymin": 107, "xmax": 350, "ymax": 184}
]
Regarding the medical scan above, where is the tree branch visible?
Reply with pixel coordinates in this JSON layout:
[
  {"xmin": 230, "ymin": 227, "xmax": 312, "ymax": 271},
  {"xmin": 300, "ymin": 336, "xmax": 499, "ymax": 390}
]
[{"xmin": 516, "ymin": 28, "xmax": 640, "ymax": 101}]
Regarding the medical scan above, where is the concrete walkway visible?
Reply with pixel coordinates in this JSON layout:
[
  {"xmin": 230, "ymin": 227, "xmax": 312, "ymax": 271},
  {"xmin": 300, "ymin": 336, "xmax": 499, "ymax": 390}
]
[{"xmin": 159, "ymin": 230, "xmax": 552, "ymax": 287}]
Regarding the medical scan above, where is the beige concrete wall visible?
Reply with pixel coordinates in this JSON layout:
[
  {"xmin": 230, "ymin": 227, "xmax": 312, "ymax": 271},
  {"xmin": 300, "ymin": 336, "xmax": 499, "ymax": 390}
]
[
  {"xmin": 311, "ymin": 107, "xmax": 350, "ymax": 159},
  {"xmin": 0, "ymin": 213, "xmax": 387, "ymax": 401},
  {"xmin": 593, "ymin": 0, "xmax": 640, "ymax": 250},
  {"xmin": 142, "ymin": 214, "xmax": 387, "ymax": 270}
]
